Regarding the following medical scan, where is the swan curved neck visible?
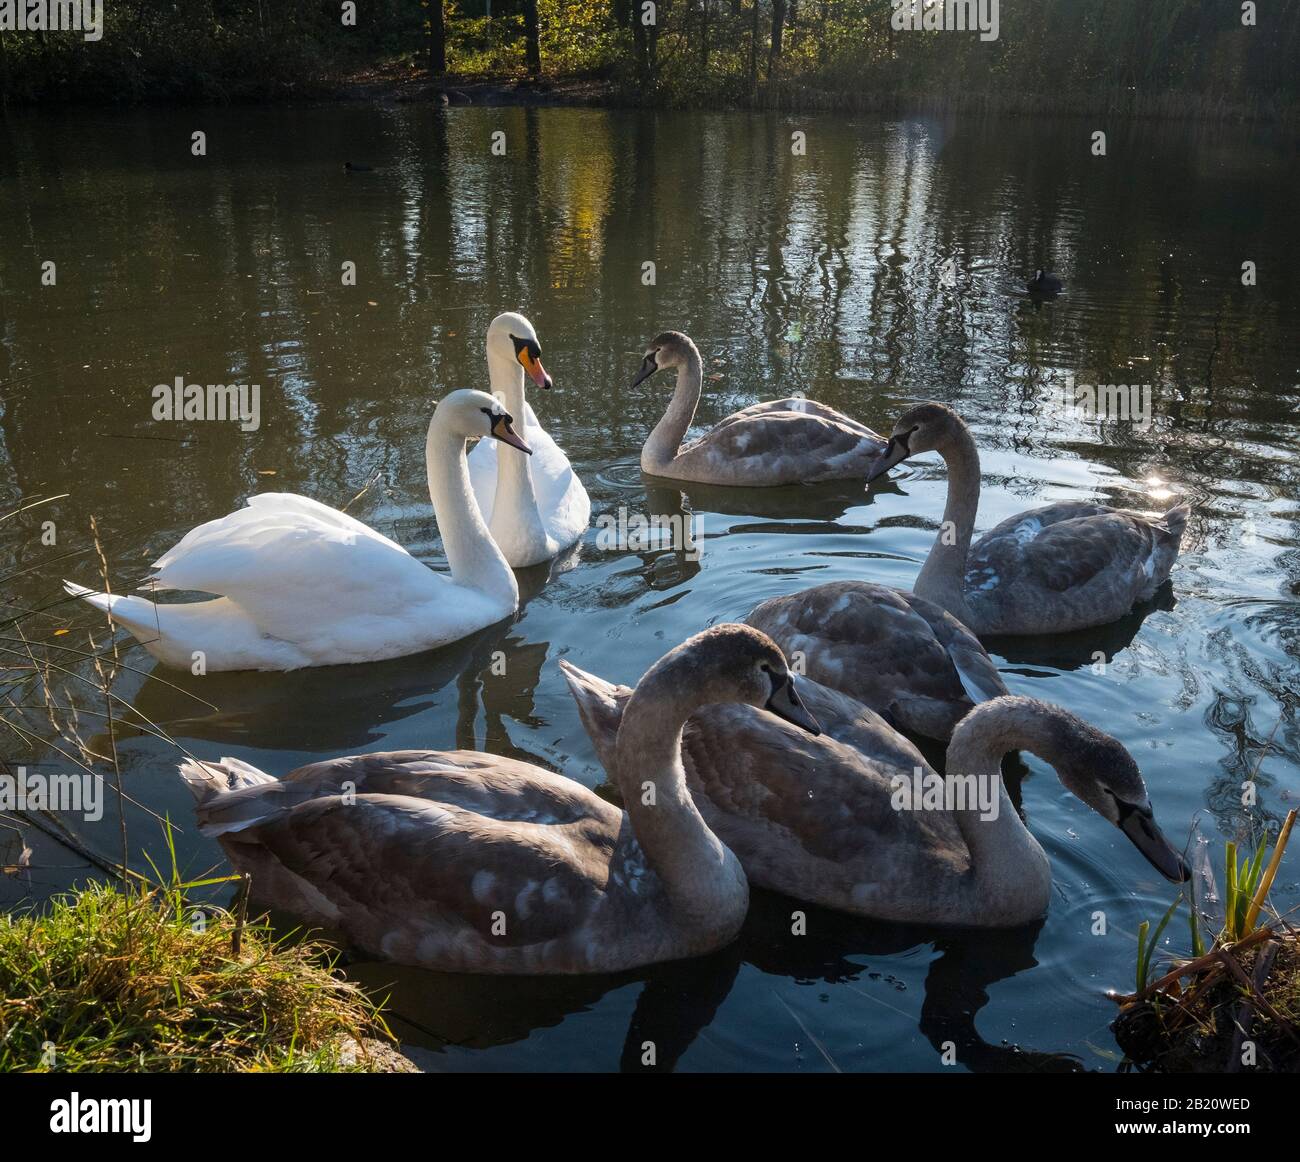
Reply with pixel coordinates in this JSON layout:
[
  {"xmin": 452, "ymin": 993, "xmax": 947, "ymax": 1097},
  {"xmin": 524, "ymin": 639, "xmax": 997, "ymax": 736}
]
[
  {"xmin": 426, "ymin": 419, "xmax": 518, "ymax": 610},
  {"xmin": 944, "ymin": 700, "xmax": 1058, "ymax": 918},
  {"xmin": 487, "ymin": 349, "xmax": 541, "ymax": 524},
  {"xmin": 642, "ymin": 350, "xmax": 703, "ymax": 475},
  {"xmin": 613, "ymin": 659, "xmax": 741, "ymax": 926},
  {"xmin": 913, "ymin": 424, "xmax": 980, "ymax": 624}
]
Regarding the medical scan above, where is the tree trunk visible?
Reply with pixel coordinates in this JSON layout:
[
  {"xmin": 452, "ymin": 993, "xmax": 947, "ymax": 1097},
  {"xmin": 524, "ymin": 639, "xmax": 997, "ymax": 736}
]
[
  {"xmin": 523, "ymin": 0, "xmax": 541, "ymax": 77},
  {"xmin": 633, "ymin": 2, "xmax": 649, "ymax": 83},
  {"xmin": 748, "ymin": 0, "xmax": 761, "ymax": 94},
  {"xmin": 647, "ymin": 0, "xmax": 659, "ymax": 75},
  {"xmin": 769, "ymin": 0, "xmax": 786, "ymax": 79},
  {"xmin": 700, "ymin": 0, "xmax": 710, "ymax": 71},
  {"xmin": 427, "ymin": 0, "xmax": 447, "ymax": 76}
]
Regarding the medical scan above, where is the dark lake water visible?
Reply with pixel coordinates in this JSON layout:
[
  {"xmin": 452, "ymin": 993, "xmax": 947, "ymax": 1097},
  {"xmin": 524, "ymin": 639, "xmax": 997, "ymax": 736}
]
[{"xmin": 1, "ymin": 103, "xmax": 1298, "ymax": 1071}]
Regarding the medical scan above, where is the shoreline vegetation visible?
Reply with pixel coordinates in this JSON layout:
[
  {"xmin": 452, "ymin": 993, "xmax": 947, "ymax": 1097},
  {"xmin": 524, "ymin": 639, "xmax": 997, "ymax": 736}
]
[
  {"xmin": 1, "ymin": 1, "xmax": 1296, "ymax": 123},
  {"xmin": 1113, "ymin": 810, "xmax": 1299, "ymax": 1073},
  {"xmin": 0, "ymin": 876, "xmax": 414, "ymax": 1072}
]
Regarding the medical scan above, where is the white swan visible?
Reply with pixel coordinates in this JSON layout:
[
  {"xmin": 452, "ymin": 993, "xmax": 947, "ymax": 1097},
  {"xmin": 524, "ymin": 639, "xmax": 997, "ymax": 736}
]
[
  {"xmin": 64, "ymin": 390, "xmax": 531, "ymax": 672},
  {"xmin": 178, "ymin": 625, "xmax": 821, "ymax": 974},
  {"xmin": 630, "ymin": 331, "xmax": 888, "ymax": 485},
  {"xmin": 561, "ymin": 666, "xmax": 1191, "ymax": 927},
  {"xmin": 467, "ymin": 312, "xmax": 590, "ymax": 566},
  {"xmin": 867, "ymin": 403, "xmax": 1190, "ymax": 635}
]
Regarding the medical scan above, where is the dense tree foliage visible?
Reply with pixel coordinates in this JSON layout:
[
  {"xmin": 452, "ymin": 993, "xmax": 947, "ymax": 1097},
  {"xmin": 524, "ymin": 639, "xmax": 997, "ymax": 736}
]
[{"xmin": 0, "ymin": 1, "xmax": 1295, "ymax": 117}]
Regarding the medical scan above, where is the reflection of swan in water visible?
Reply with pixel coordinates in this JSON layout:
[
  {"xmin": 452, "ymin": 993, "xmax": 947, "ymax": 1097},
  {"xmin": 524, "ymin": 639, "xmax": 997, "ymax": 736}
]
[
  {"xmin": 108, "ymin": 618, "xmax": 515, "ymax": 754},
  {"xmin": 981, "ymin": 585, "xmax": 1175, "ymax": 671},
  {"xmin": 738, "ymin": 893, "xmax": 1087, "ymax": 1072},
  {"xmin": 643, "ymin": 476, "xmax": 882, "ymax": 526},
  {"xmin": 591, "ymin": 483, "xmax": 705, "ymax": 593},
  {"xmin": 621, "ymin": 479, "xmax": 882, "ymax": 595},
  {"xmin": 339, "ymin": 889, "xmax": 1082, "ymax": 1072},
  {"xmin": 917, "ymin": 924, "xmax": 1086, "ymax": 1072}
]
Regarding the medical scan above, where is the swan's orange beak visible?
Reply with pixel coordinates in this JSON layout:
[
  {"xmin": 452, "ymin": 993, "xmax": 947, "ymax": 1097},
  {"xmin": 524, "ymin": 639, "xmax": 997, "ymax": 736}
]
[
  {"xmin": 491, "ymin": 412, "xmax": 532, "ymax": 455},
  {"xmin": 518, "ymin": 347, "xmax": 552, "ymax": 390}
]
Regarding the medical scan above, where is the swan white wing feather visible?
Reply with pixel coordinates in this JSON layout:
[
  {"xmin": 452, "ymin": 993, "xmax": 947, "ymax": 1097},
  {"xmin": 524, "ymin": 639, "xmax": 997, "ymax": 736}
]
[
  {"xmin": 143, "ymin": 492, "xmax": 505, "ymax": 657},
  {"xmin": 468, "ymin": 403, "xmax": 590, "ymax": 546}
]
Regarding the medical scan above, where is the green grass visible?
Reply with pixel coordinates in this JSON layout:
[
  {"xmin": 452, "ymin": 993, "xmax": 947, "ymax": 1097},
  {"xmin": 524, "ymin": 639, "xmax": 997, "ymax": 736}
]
[
  {"xmin": 1114, "ymin": 810, "xmax": 1299, "ymax": 1071},
  {"xmin": 0, "ymin": 879, "xmax": 396, "ymax": 1072},
  {"xmin": 1135, "ymin": 896, "xmax": 1180, "ymax": 994}
]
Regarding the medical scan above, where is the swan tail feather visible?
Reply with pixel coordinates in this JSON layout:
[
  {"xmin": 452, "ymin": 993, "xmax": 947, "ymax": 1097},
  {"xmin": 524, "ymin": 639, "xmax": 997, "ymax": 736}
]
[
  {"xmin": 179, "ymin": 757, "xmax": 282, "ymax": 835},
  {"xmin": 558, "ymin": 660, "xmax": 630, "ymax": 773},
  {"xmin": 1160, "ymin": 503, "xmax": 1190, "ymax": 540},
  {"xmin": 179, "ymin": 757, "xmax": 277, "ymax": 803},
  {"xmin": 63, "ymin": 580, "xmax": 165, "ymax": 642}
]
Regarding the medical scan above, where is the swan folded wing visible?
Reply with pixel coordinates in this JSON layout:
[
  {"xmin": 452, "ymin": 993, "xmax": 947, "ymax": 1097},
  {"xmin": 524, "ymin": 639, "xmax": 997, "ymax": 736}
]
[
  {"xmin": 276, "ymin": 749, "xmax": 620, "ymax": 828},
  {"xmin": 682, "ymin": 703, "xmax": 969, "ymax": 874},
  {"xmin": 141, "ymin": 496, "xmax": 463, "ymax": 644},
  {"xmin": 241, "ymin": 794, "xmax": 611, "ymax": 947},
  {"xmin": 902, "ymin": 597, "xmax": 1009, "ymax": 704},
  {"xmin": 149, "ymin": 493, "xmax": 406, "ymax": 589},
  {"xmin": 968, "ymin": 505, "xmax": 1157, "ymax": 594},
  {"xmin": 750, "ymin": 583, "xmax": 979, "ymax": 713},
  {"xmin": 690, "ymin": 413, "xmax": 881, "ymax": 474},
  {"xmin": 719, "ymin": 399, "xmax": 883, "ymax": 441}
]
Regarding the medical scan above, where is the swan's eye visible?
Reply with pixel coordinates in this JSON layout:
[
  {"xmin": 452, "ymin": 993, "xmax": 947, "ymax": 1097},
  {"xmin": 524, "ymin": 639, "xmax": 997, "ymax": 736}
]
[{"xmin": 511, "ymin": 334, "xmax": 541, "ymax": 364}]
